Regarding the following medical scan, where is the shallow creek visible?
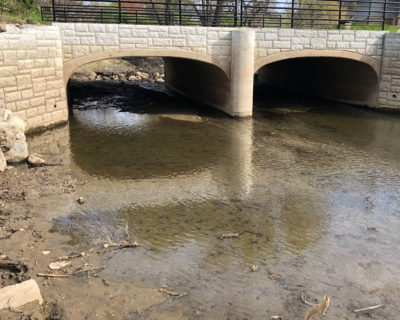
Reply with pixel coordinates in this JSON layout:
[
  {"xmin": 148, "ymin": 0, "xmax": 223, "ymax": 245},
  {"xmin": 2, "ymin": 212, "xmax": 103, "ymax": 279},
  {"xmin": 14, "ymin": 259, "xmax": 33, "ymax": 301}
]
[{"xmin": 27, "ymin": 83, "xmax": 400, "ymax": 319}]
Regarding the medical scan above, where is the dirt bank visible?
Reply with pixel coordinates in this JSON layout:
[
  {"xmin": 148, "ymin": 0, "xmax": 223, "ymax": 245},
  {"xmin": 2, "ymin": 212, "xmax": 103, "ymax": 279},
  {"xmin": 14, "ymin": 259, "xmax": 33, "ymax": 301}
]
[{"xmin": 0, "ymin": 130, "xmax": 169, "ymax": 320}]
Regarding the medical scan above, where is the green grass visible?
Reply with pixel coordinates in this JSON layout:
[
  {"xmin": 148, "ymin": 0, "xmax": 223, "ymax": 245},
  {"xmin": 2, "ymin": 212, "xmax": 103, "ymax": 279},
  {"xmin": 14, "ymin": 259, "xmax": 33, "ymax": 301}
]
[
  {"xmin": 0, "ymin": 0, "xmax": 47, "ymax": 25},
  {"xmin": 350, "ymin": 24, "xmax": 400, "ymax": 32}
]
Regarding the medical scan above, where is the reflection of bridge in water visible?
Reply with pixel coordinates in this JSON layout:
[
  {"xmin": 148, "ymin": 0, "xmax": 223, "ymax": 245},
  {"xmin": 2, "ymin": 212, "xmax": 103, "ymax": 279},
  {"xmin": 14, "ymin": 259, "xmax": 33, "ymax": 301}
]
[{"xmin": 67, "ymin": 109, "xmax": 254, "ymax": 203}]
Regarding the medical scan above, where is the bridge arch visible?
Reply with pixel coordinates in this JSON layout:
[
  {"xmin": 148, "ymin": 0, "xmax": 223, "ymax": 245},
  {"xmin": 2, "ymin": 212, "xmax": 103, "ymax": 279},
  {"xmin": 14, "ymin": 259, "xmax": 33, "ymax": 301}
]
[
  {"xmin": 254, "ymin": 49, "xmax": 381, "ymax": 76},
  {"xmin": 254, "ymin": 50, "xmax": 381, "ymax": 107},
  {"xmin": 64, "ymin": 48, "xmax": 232, "ymax": 116},
  {"xmin": 63, "ymin": 48, "xmax": 230, "ymax": 84}
]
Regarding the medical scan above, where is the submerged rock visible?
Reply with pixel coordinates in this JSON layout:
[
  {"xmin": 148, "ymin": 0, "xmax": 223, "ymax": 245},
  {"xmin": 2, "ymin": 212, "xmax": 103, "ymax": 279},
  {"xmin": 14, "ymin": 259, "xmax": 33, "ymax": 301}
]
[{"xmin": 5, "ymin": 140, "xmax": 29, "ymax": 163}]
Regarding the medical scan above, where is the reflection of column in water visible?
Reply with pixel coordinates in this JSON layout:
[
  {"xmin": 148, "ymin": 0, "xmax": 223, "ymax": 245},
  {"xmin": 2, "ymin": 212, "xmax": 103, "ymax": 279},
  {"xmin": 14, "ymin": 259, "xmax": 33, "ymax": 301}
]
[{"xmin": 214, "ymin": 119, "xmax": 254, "ymax": 199}]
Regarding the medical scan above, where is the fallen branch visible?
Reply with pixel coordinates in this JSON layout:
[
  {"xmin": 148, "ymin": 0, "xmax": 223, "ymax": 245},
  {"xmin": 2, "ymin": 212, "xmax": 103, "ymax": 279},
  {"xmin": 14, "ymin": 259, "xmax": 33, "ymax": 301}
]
[
  {"xmin": 159, "ymin": 288, "xmax": 187, "ymax": 298},
  {"xmin": 354, "ymin": 304, "xmax": 384, "ymax": 313},
  {"xmin": 97, "ymin": 240, "xmax": 139, "ymax": 254},
  {"xmin": 73, "ymin": 266, "xmax": 104, "ymax": 276},
  {"xmin": 34, "ymin": 163, "xmax": 63, "ymax": 167},
  {"xmin": 57, "ymin": 252, "xmax": 86, "ymax": 261},
  {"xmin": 37, "ymin": 273, "xmax": 70, "ymax": 278},
  {"xmin": 303, "ymin": 295, "xmax": 330, "ymax": 320}
]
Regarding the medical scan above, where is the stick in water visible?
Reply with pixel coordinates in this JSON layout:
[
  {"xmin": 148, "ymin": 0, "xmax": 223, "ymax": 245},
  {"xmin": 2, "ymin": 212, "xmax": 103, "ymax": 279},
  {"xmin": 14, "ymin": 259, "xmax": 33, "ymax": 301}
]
[
  {"xmin": 354, "ymin": 304, "xmax": 384, "ymax": 313},
  {"xmin": 37, "ymin": 273, "xmax": 70, "ymax": 278}
]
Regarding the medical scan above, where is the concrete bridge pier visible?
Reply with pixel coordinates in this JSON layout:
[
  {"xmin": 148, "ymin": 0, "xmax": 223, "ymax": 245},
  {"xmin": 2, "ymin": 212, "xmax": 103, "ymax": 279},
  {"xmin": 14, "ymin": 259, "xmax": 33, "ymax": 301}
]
[
  {"xmin": 164, "ymin": 29, "xmax": 255, "ymax": 117},
  {"xmin": 230, "ymin": 29, "xmax": 255, "ymax": 117}
]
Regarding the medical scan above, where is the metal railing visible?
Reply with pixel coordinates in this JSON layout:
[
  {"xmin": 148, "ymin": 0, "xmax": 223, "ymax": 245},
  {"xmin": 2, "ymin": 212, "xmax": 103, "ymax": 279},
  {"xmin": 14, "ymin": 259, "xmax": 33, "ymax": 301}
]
[{"xmin": 41, "ymin": 0, "xmax": 397, "ymax": 30}]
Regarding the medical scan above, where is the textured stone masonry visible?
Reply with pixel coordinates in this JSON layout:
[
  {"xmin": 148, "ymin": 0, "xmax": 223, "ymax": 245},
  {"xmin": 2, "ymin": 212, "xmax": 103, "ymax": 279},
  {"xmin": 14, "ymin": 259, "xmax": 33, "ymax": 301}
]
[
  {"xmin": 255, "ymin": 29, "xmax": 386, "ymax": 61},
  {"xmin": 56, "ymin": 23, "xmax": 234, "ymax": 68},
  {"xmin": 378, "ymin": 33, "xmax": 400, "ymax": 110},
  {"xmin": 0, "ymin": 26, "xmax": 68, "ymax": 130}
]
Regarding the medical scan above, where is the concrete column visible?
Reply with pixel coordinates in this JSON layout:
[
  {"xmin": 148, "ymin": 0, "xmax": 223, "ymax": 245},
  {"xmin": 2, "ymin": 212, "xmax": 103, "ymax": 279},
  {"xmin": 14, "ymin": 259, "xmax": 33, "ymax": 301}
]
[{"xmin": 230, "ymin": 29, "xmax": 255, "ymax": 117}]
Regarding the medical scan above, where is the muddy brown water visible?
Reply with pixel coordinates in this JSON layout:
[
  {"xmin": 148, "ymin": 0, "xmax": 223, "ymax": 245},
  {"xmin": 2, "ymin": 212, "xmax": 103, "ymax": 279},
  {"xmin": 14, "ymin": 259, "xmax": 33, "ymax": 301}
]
[{"xmin": 28, "ymin": 83, "xmax": 400, "ymax": 319}]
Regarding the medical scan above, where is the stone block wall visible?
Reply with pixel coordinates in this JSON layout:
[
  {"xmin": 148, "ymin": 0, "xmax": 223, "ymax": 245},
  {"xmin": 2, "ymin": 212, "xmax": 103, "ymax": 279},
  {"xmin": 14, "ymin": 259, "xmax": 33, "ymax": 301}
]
[
  {"xmin": 378, "ymin": 33, "xmax": 400, "ymax": 110},
  {"xmin": 55, "ymin": 23, "xmax": 233, "ymax": 72},
  {"xmin": 255, "ymin": 29, "xmax": 386, "ymax": 62},
  {"xmin": 0, "ymin": 26, "xmax": 68, "ymax": 131}
]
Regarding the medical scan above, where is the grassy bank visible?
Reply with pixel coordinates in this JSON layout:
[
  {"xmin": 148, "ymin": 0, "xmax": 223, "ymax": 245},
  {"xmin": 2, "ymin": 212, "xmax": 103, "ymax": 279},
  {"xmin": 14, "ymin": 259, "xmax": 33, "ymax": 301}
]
[
  {"xmin": 351, "ymin": 24, "xmax": 400, "ymax": 32},
  {"xmin": 0, "ymin": 0, "xmax": 47, "ymax": 24}
]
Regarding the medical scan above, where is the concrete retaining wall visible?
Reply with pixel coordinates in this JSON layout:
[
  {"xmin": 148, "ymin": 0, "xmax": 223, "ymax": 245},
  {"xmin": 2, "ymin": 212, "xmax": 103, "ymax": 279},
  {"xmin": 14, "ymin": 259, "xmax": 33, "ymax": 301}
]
[
  {"xmin": 378, "ymin": 33, "xmax": 400, "ymax": 110},
  {"xmin": 0, "ymin": 26, "xmax": 68, "ymax": 131}
]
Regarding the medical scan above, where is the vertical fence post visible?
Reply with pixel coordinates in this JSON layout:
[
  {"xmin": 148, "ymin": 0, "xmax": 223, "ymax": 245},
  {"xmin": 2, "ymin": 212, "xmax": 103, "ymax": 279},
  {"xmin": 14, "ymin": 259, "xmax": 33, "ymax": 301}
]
[
  {"xmin": 118, "ymin": 0, "xmax": 122, "ymax": 23},
  {"xmin": 52, "ymin": 0, "xmax": 56, "ymax": 21},
  {"xmin": 234, "ymin": 0, "xmax": 238, "ymax": 27},
  {"xmin": 368, "ymin": 0, "xmax": 372, "ymax": 25},
  {"xmin": 382, "ymin": 0, "xmax": 387, "ymax": 30},
  {"xmin": 179, "ymin": 0, "xmax": 182, "ymax": 25},
  {"xmin": 338, "ymin": 0, "xmax": 342, "ymax": 29},
  {"xmin": 290, "ymin": 0, "xmax": 294, "ymax": 28},
  {"xmin": 240, "ymin": 0, "xmax": 243, "ymax": 26}
]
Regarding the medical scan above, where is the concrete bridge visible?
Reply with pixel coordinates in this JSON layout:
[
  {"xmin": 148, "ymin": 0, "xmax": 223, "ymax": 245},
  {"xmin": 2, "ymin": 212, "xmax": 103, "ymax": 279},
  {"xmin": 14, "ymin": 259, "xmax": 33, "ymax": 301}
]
[{"xmin": 0, "ymin": 23, "xmax": 400, "ymax": 131}]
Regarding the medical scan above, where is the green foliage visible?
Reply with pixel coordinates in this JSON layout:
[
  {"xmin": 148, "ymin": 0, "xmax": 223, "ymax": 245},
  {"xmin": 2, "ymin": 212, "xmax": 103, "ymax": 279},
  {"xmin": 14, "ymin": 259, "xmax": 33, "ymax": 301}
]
[{"xmin": 0, "ymin": 0, "xmax": 47, "ymax": 24}]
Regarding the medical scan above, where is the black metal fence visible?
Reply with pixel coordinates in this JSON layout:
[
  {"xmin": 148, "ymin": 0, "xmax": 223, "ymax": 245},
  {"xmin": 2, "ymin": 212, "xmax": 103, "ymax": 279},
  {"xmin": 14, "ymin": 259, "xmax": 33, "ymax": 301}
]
[{"xmin": 41, "ymin": 0, "xmax": 398, "ymax": 30}]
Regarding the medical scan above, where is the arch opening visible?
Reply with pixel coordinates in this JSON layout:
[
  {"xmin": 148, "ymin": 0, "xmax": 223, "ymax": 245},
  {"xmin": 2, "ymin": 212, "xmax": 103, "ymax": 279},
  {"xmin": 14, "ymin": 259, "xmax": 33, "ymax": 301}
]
[
  {"xmin": 63, "ymin": 49, "xmax": 230, "ymax": 85},
  {"xmin": 66, "ymin": 54, "xmax": 231, "ymax": 118},
  {"xmin": 255, "ymin": 54, "xmax": 380, "ymax": 108}
]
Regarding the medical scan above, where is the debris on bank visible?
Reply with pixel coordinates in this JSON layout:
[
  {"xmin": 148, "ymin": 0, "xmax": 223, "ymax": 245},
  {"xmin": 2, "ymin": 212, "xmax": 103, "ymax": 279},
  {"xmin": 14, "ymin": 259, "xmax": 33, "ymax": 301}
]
[{"xmin": 159, "ymin": 288, "xmax": 187, "ymax": 298}]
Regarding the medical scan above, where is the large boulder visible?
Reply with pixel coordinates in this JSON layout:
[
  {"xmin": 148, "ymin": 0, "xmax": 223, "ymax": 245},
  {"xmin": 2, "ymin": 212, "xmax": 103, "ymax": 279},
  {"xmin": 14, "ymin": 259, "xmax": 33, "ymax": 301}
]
[
  {"xmin": 0, "ymin": 279, "xmax": 43, "ymax": 311},
  {"xmin": 0, "ymin": 109, "xmax": 28, "ymax": 167},
  {"xmin": 0, "ymin": 121, "xmax": 16, "ymax": 151},
  {"xmin": 8, "ymin": 114, "xmax": 26, "ymax": 133},
  {"xmin": 0, "ymin": 150, "xmax": 6, "ymax": 172},
  {"xmin": 4, "ymin": 140, "xmax": 28, "ymax": 163}
]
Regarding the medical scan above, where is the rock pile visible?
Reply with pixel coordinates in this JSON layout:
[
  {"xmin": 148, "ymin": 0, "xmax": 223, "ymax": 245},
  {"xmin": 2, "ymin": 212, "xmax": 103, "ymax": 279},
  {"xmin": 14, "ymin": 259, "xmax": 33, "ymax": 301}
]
[
  {"xmin": 71, "ymin": 70, "xmax": 165, "ymax": 83},
  {"xmin": 0, "ymin": 108, "xmax": 28, "ymax": 172}
]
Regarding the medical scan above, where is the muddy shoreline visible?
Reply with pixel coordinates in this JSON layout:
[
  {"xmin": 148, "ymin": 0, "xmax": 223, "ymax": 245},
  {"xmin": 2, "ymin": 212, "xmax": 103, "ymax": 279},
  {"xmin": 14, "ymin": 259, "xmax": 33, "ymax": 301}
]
[
  {"xmin": 0, "ymin": 147, "xmax": 170, "ymax": 319},
  {"xmin": 0, "ymin": 69, "xmax": 211, "ymax": 319}
]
